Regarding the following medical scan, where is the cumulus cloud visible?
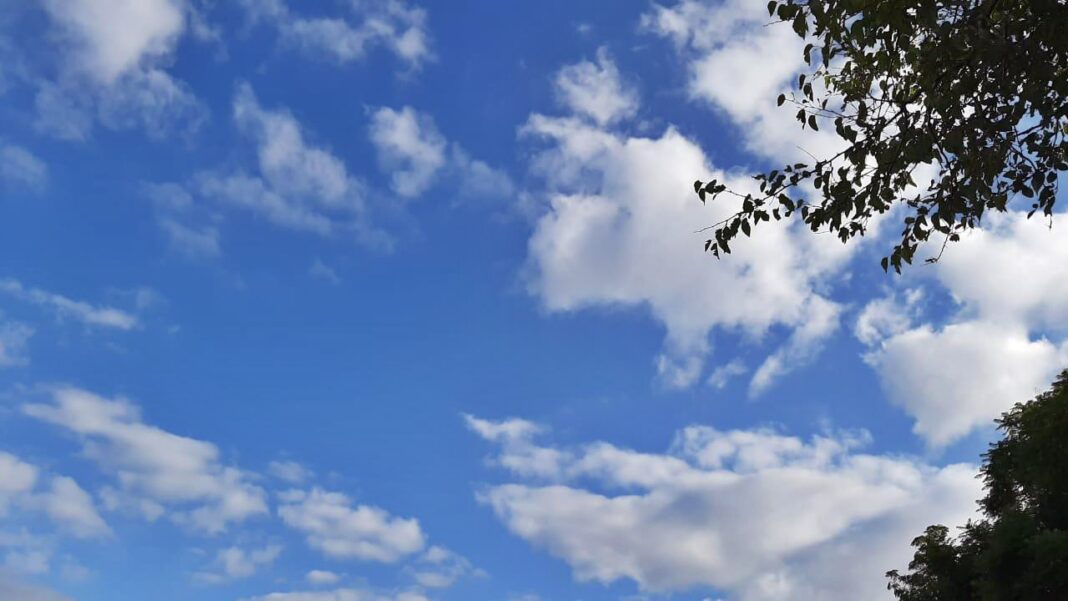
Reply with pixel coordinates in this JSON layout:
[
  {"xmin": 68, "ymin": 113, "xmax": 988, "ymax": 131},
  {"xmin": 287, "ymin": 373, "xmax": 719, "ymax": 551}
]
[
  {"xmin": 854, "ymin": 289, "xmax": 924, "ymax": 347},
  {"xmin": 278, "ymin": 488, "xmax": 425, "ymax": 563},
  {"xmin": 369, "ymin": 107, "xmax": 446, "ymax": 198},
  {"xmin": 749, "ymin": 296, "xmax": 840, "ymax": 397},
  {"xmin": 242, "ymin": 0, "xmax": 433, "ymax": 70},
  {"xmin": 865, "ymin": 319, "xmax": 1068, "ymax": 447},
  {"xmin": 0, "ymin": 453, "xmax": 109, "ymax": 540},
  {"xmin": 36, "ymin": 476, "xmax": 112, "ymax": 540},
  {"xmin": 464, "ymin": 415, "xmax": 564, "ymax": 479},
  {"xmin": 195, "ymin": 544, "xmax": 283, "ymax": 583},
  {"xmin": 369, "ymin": 106, "xmax": 513, "ymax": 201},
  {"xmin": 42, "ymin": 0, "xmax": 185, "ymax": 84},
  {"xmin": 306, "ymin": 570, "xmax": 341, "ymax": 585},
  {"xmin": 521, "ymin": 107, "xmax": 853, "ymax": 389},
  {"xmin": 0, "ymin": 570, "xmax": 72, "ymax": 601},
  {"xmin": 0, "ymin": 279, "xmax": 139, "ymax": 330},
  {"xmin": 642, "ymin": 0, "xmax": 841, "ymax": 163},
  {"xmin": 309, "ymin": 260, "xmax": 342, "ymax": 285},
  {"xmin": 23, "ymin": 387, "xmax": 268, "ymax": 534},
  {"xmin": 407, "ymin": 546, "xmax": 480, "ymax": 589},
  {"xmin": 707, "ymin": 359, "xmax": 747, "ymax": 390},
  {"xmin": 34, "ymin": 0, "xmax": 206, "ymax": 140},
  {"xmin": 469, "ymin": 416, "xmax": 980, "ymax": 599},
  {"xmin": 0, "ymin": 453, "xmax": 38, "ymax": 514},
  {"xmin": 859, "ymin": 213, "xmax": 1068, "ymax": 446},
  {"xmin": 933, "ymin": 212, "xmax": 1068, "ymax": 330},
  {"xmin": 640, "ymin": 1, "xmax": 1068, "ymax": 442},
  {"xmin": 157, "ymin": 217, "xmax": 221, "ymax": 258},
  {"xmin": 269, "ymin": 460, "xmax": 313, "ymax": 485},
  {"xmin": 0, "ymin": 319, "xmax": 33, "ymax": 367},
  {"xmin": 0, "ymin": 144, "xmax": 48, "ymax": 191},
  {"xmin": 242, "ymin": 589, "xmax": 428, "ymax": 601},
  {"xmin": 553, "ymin": 47, "xmax": 638, "ymax": 126},
  {"xmin": 213, "ymin": 85, "xmax": 369, "ymax": 235},
  {"xmin": 181, "ymin": 83, "xmax": 388, "ymax": 249}
]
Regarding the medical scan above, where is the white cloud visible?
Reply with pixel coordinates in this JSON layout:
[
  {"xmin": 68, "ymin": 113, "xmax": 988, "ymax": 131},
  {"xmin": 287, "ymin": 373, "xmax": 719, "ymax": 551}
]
[
  {"xmin": 23, "ymin": 387, "xmax": 268, "ymax": 534},
  {"xmin": 521, "ymin": 110, "xmax": 852, "ymax": 389},
  {"xmin": 42, "ymin": 0, "xmax": 185, "ymax": 84},
  {"xmin": 158, "ymin": 217, "xmax": 221, "ymax": 258},
  {"xmin": 407, "ymin": 546, "xmax": 479, "ymax": 589},
  {"xmin": 0, "ymin": 453, "xmax": 38, "ymax": 514},
  {"xmin": 369, "ymin": 107, "xmax": 446, "ymax": 198},
  {"xmin": 470, "ymin": 417, "xmax": 980, "ymax": 599},
  {"xmin": 3, "ymin": 550, "xmax": 50, "ymax": 575},
  {"xmin": 369, "ymin": 106, "xmax": 513, "ymax": 201},
  {"xmin": 0, "ymin": 319, "xmax": 33, "ymax": 367},
  {"xmin": 707, "ymin": 359, "xmax": 746, "ymax": 390},
  {"xmin": 0, "ymin": 144, "xmax": 48, "ymax": 191},
  {"xmin": 464, "ymin": 415, "xmax": 564, "ymax": 479},
  {"xmin": 36, "ymin": 476, "xmax": 112, "ymax": 540},
  {"xmin": 242, "ymin": 589, "xmax": 428, "ymax": 601},
  {"xmin": 269, "ymin": 460, "xmax": 313, "ymax": 485},
  {"xmin": 35, "ymin": 0, "xmax": 206, "ymax": 140},
  {"xmin": 306, "ymin": 570, "xmax": 341, "ymax": 585},
  {"xmin": 193, "ymin": 84, "xmax": 386, "ymax": 248},
  {"xmin": 642, "ymin": 0, "xmax": 841, "ymax": 163},
  {"xmin": 749, "ymin": 296, "xmax": 840, "ymax": 397},
  {"xmin": 641, "ymin": 1, "xmax": 1068, "ymax": 442},
  {"xmin": 278, "ymin": 488, "xmax": 425, "ymax": 563},
  {"xmin": 859, "ymin": 212, "xmax": 1068, "ymax": 446},
  {"xmin": 243, "ymin": 0, "xmax": 433, "ymax": 70},
  {"xmin": 0, "ymin": 453, "xmax": 109, "ymax": 540},
  {"xmin": 0, "ymin": 279, "xmax": 139, "ymax": 330},
  {"xmin": 553, "ymin": 48, "xmax": 638, "ymax": 126},
  {"xmin": 933, "ymin": 212, "xmax": 1068, "ymax": 330},
  {"xmin": 854, "ymin": 289, "xmax": 924, "ymax": 347},
  {"xmin": 0, "ymin": 570, "xmax": 72, "ymax": 601},
  {"xmin": 195, "ymin": 544, "xmax": 283, "ymax": 583},
  {"xmin": 865, "ymin": 320, "xmax": 1068, "ymax": 447},
  {"xmin": 91, "ymin": 68, "xmax": 206, "ymax": 139},
  {"xmin": 309, "ymin": 260, "xmax": 342, "ymax": 285}
]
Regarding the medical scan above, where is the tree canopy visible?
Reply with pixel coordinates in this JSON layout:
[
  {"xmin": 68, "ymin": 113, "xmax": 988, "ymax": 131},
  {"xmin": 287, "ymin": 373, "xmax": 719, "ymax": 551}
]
[
  {"xmin": 693, "ymin": 0, "xmax": 1068, "ymax": 272},
  {"xmin": 886, "ymin": 369, "xmax": 1068, "ymax": 599}
]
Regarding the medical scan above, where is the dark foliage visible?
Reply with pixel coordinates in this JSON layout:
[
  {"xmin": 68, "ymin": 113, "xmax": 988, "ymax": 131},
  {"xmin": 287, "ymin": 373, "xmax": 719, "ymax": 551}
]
[
  {"xmin": 693, "ymin": 0, "xmax": 1068, "ymax": 271},
  {"xmin": 886, "ymin": 369, "xmax": 1068, "ymax": 599}
]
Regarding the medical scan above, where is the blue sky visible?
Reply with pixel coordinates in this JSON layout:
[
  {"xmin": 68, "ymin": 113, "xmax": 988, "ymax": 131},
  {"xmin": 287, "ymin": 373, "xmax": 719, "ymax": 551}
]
[{"xmin": 1, "ymin": 1, "xmax": 1067, "ymax": 600}]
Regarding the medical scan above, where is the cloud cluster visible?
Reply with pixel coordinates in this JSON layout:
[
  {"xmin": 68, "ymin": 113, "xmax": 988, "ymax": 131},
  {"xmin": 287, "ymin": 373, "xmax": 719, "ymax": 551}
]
[
  {"xmin": 155, "ymin": 84, "xmax": 391, "ymax": 254},
  {"xmin": 34, "ymin": 0, "xmax": 206, "ymax": 140},
  {"xmin": 640, "ymin": 0, "xmax": 1068, "ymax": 444},
  {"xmin": 0, "ymin": 144, "xmax": 48, "ymax": 192},
  {"xmin": 0, "ymin": 452, "xmax": 110, "ymax": 541},
  {"xmin": 242, "ymin": 588, "xmax": 428, "ymax": 601},
  {"xmin": 521, "ymin": 53, "xmax": 854, "ymax": 389},
  {"xmin": 369, "ymin": 106, "xmax": 513, "ymax": 201},
  {"xmin": 278, "ymin": 488, "xmax": 425, "ymax": 563},
  {"xmin": 642, "ymin": 0, "xmax": 841, "ymax": 163},
  {"xmin": 468, "ymin": 416, "xmax": 980, "ymax": 599},
  {"xmin": 0, "ymin": 318, "xmax": 33, "ymax": 367},
  {"xmin": 195, "ymin": 544, "xmax": 283, "ymax": 583},
  {"xmin": 23, "ymin": 387, "xmax": 268, "ymax": 534},
  {"xmin": 553, "ymin": 47, "xmax": 638, "ymax": 126},
  {"xmin": 0, "ymin": 279, "xmax": 139, "ymax": 331},
  {"xmin": 243, "ymin": 0, "xmax": 433, "ymax": 70},
  {"xmin": 859, "ymin": 212, "xmax": 1068, "ymax": 446},
  {"xmin": 0, "ymin": 571, "xmax": 72, "ymax": 601},
  {"xmin": 407, "ymin": 546, "xmax": 481, "ymax": 589}
]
